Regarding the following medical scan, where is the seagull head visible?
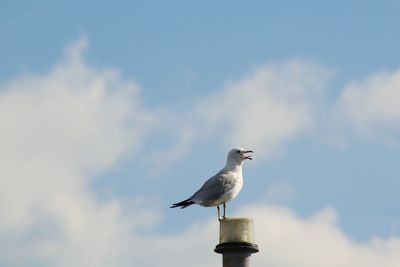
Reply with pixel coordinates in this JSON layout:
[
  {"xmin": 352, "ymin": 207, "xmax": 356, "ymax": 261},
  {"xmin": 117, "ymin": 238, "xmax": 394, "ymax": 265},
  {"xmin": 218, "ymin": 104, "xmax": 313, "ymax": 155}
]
[{"xmin": 227, "ymin": 147, "xmax": 254, "ymax": 166}]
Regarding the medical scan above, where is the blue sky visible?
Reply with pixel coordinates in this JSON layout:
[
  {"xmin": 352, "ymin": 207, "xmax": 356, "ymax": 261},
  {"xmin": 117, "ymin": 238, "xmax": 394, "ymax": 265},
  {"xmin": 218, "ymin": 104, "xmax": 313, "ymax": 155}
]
[{"xmin": 1, "ymin": 1, "xmax": 400, "ymax": 266}]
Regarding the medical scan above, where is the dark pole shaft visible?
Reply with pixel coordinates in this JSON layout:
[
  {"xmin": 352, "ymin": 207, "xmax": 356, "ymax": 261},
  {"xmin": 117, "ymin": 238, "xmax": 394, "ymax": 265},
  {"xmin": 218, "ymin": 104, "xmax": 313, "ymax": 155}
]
[{"xmin": 223, "ymin": 253, "xmax": 250, "ymax": 267}]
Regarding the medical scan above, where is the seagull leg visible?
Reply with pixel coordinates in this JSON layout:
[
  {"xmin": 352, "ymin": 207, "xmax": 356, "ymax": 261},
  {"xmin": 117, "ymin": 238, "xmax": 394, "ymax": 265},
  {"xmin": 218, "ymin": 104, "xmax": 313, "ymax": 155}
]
[
  {"xmin": 223, "ymin": 203, "xmax": 226, "ymax": 219},
  {"xmin": 217, "ymin": 206, "xmax": 221, "ymax": 221}
]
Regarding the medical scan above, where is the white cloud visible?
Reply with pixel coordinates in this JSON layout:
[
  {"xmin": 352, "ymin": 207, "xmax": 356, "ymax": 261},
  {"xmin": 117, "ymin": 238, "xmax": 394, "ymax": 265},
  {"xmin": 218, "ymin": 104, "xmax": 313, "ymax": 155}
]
[
  {"xmin": 196, "ymin": 60, "xmax": 332, "ymax": 156},
  {"xmin": 142, "ymin": 109, "xmax": 195, "ymax": 175},
  {"xmin": 129, "ymin": 60, "xmax": 333, "ymax": 169},
  {"xmin": 1, "ymin": 37, "xmax": 399, "ymax": 267},
  {"xmin": 336, "ymin": 69, "xmax": 400, "ymax": 143},
  {"xmin": 241, "ymin": 205, "xmax": 400, "ymax": 267},
  {"xmin": 119, "ymin": 204, "xmax": 400, "ymax": 267},
  {"xmin": 0, "ymin": 37, "xmax": 156, "ymax": 266}
]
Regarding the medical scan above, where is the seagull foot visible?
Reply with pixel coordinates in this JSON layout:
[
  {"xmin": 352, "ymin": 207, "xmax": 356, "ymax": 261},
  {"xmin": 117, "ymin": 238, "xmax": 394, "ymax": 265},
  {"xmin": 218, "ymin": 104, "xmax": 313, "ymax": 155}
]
[{"xmin": 218, "ymin": 216, "xmax": 226, "ymax": 221}]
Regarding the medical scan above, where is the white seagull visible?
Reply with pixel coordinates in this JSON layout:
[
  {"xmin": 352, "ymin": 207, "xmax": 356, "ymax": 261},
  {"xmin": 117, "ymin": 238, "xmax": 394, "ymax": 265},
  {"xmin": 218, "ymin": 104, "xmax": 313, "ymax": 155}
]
[{"xmin": 170, "ymin": 148, "xmax": 253, "ymax": 220}]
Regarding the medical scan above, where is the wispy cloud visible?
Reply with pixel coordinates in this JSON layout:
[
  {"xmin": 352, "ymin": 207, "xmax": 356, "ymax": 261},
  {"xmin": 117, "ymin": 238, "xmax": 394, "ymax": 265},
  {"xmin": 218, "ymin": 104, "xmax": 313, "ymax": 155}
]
[
  {"xmin": 138, "ymin": 60, "xmax": 334, "ymax": 168},
  {"xmin": 1, "ymin": 37, "xmax": 400, "ymax": 266},
  {"xmin": 241, "ymin": 205, "xmax": 400, "ymax": 267},
  {"xmin": 193, "ymin": 60, "xmax": 332, "ymax": 157},
  {"xmin": 0, "ymin": 37, "xmax": 156, "ymax": 266},
  {"xmin": 335, "ymin": 69, "xmax": 400, "ymax": 144}
]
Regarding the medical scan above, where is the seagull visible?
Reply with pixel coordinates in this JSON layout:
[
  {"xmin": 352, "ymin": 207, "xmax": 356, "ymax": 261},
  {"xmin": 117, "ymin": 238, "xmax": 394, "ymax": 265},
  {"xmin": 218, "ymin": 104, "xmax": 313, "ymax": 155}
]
[{"xmin": 170, "ymin": 148, "xmax": 253, "ymax": 220}]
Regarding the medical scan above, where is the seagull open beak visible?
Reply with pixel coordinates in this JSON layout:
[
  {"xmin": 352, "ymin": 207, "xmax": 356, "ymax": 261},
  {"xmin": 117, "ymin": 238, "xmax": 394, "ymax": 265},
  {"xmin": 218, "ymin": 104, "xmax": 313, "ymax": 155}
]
[{"xmin": 240, "ymin": 150, "xmax": 254, "ymax": 160}]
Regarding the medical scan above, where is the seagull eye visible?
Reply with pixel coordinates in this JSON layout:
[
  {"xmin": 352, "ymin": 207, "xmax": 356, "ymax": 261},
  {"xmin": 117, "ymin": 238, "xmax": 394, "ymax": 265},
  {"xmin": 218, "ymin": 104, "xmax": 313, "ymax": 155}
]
[{"xmin": 237, "ymin": 150, "xmax": 240, "ymax": 153}]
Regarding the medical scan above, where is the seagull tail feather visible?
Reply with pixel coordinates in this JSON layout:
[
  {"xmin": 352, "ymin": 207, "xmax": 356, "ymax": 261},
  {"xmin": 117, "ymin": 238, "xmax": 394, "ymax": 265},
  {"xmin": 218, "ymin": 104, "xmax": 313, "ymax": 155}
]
[{"xmin": 170, "ymin": 199, "xmax": 195, "ymax": 209}]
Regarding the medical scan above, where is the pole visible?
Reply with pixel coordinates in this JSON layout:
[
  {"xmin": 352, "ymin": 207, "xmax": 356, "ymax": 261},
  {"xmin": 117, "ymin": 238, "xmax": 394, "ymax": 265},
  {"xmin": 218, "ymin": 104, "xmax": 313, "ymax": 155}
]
[{"xmin": 214, "ymin": 218, "xmax": 259, "ymax": 267}]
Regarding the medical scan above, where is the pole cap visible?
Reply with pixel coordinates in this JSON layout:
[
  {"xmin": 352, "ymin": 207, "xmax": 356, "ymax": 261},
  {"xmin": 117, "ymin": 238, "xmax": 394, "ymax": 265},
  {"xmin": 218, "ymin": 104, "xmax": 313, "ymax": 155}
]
[{"xmin": 219, "ymin": 217, "xmax": 255, "ymax": 244}]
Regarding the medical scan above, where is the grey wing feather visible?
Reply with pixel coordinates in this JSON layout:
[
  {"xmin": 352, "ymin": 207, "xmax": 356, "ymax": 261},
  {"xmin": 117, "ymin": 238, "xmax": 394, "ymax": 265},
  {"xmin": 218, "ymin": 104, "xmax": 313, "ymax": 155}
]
[{"xmin": 191, "ymin": 170, "xmax": 235, "ymax": 201}]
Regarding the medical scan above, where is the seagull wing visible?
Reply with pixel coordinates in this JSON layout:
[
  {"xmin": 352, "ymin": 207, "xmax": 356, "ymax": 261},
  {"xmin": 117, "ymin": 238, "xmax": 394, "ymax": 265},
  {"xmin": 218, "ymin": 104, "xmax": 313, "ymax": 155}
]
[{"xmin": 191, "ymin": 170, "xmax": 236, "ymax": 203}]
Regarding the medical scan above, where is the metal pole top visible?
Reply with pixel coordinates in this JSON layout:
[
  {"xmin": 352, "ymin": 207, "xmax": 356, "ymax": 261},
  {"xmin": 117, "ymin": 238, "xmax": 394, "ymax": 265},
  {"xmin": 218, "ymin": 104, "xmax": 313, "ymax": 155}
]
[{"xmin": 214, "ymin": 217, "xmax": 259, "ymax": 254}]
